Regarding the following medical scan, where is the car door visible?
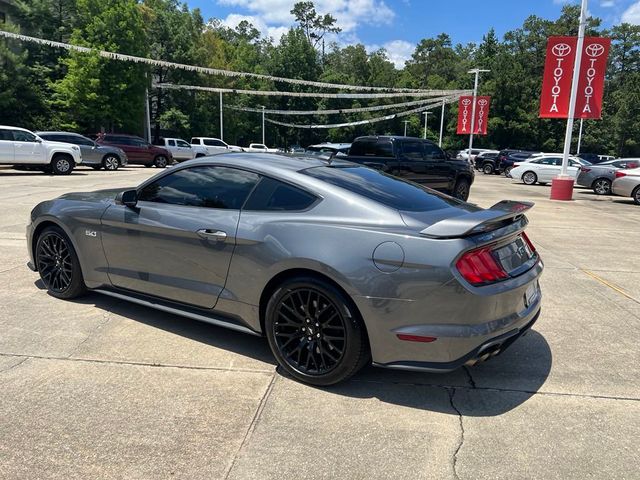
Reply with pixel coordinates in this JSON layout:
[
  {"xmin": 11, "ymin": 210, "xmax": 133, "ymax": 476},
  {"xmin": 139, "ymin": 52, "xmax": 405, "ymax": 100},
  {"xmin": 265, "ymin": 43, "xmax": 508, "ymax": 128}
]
[
  {"xmin": 100, "ymin": 165, "xmax": 261, "ymax": 309},
  {"xmin": 567, "ymin": 159, "xmax": 582, "ymax": 178},
  {"xmin": 0, "ymin": 128, "xmax": 15, "ymax": 163},
  {"xmin": 67, "ymin": 134, "xmax": 100, "ymax": 164},
  {"xmin": 176, "ymin": 139, "xmax": 195, "ymax": 160},
  {"xmin": 11, "ymin": 130, "xmax": 46, "ymax": 164},
  {"xmin": 423, "ymin": 142, "xmax": 452, "ymax": 190},
  {"xmin": 396, "ymin": 140, "xmax": 434, "ymax": 185},
  {"xmin": 536, "ymin": 157, "xmax": 561, "ymax": 182}
]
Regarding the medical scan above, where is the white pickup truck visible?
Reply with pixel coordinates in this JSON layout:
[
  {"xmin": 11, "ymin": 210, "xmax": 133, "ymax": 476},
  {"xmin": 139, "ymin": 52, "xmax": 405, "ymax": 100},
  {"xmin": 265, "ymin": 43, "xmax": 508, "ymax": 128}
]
[
  {"xmin": 190, "ymin": 137, "xmax": 244, "ymax": 154},
  {"xmin": 0, "ymin": 126, "xmax": 82, "ymax": 174},
  {"xmin": 246, "ymin": 143, "xmax": 279, "ymax": 153},
  {"xmin": 157, "ymin": 138, "xmax": 208, "ymax": 162}
]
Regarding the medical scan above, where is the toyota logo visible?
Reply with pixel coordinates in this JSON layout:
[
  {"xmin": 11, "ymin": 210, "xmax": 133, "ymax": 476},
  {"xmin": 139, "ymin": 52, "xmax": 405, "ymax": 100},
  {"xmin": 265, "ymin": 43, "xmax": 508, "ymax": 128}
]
[
  {"xmin": 462, "ymin": 99, "xmax": 472, "ymax": 106},
  {"xmin": 552, "ymin": 43, "xmax": 572, "ymax": 57},
  {"xmin": 478, "ymin": 99, "xmax": 488, "ymax": 107},
  {"xmin": 585, "ymin": 43, "xmax": 605, "ymax": 58}
]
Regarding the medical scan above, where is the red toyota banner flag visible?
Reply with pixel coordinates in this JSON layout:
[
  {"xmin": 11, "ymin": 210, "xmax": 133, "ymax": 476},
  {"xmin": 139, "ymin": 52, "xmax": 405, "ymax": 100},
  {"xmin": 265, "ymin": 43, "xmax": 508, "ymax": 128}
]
[
  {"xmin": 457, "ymin": 96, "xmax": 473, "ymax": 134},
  {"xmin": 473, "ymin": 96, "xmax": 491, "ymax": 135},
  {"xmin": 540, "ymin": 36, "xmax": 578, "ymax": 118},
  {"xmin": 574, "ymin": 37, "xmax": 611, "ymax": 119}
]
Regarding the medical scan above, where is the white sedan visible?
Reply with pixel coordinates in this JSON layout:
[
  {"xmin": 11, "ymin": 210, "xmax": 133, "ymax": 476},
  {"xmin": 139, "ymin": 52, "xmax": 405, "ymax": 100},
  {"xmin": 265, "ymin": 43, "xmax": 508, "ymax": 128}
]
[{"xmin": 510, "ymin": 155, "xmax": 589, "ymax": 185}]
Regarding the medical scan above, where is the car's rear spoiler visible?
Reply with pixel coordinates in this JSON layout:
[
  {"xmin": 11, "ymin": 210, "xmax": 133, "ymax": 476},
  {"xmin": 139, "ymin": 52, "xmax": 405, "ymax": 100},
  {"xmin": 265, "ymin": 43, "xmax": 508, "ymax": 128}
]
[{"xmin": 419, "ymin": 200, "xmax": 534, "ymax": 239}]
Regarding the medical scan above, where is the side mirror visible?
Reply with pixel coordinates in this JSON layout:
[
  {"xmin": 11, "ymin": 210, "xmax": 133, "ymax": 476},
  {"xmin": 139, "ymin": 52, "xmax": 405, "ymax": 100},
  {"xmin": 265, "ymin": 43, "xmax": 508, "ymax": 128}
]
[{"xmin": 116, "ymin": 189, "xmax": 138, "ymax": 208}]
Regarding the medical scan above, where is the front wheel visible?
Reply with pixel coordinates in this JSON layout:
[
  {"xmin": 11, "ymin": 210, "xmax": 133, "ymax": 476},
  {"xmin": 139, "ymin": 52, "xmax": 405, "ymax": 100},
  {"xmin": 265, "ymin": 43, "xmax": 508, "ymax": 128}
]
[
  {"xmin": 593, "ymin": 178, "xmax": 612, "ymax": 195},
  {"xmin": 453, "ymin": 178, "xmax": 470, "ymax": 201},
  {"xmin": 265, "ymin": 277, "xmax": 369, "ymax": 386},
  {"xmin": 50, "ymin": 154, "xmax": 74, "ymax": 175},
  {"xmin": 102, "ymin": 154, "xmax": 120, "ymax": 171},
  {"xmin": 35, "ymin": 226, "xmax": 87, "ymax": 299},
  {"xmin": 154, "ymin": 155, "xmax": 168, "ymax": 168},
  {"xmin": 504, "ymin": 166, "xmax": 513, "ymax": 177},
  {"xmin": 522, "ymin": 171, "xmax": 537, "ymax": 185}
]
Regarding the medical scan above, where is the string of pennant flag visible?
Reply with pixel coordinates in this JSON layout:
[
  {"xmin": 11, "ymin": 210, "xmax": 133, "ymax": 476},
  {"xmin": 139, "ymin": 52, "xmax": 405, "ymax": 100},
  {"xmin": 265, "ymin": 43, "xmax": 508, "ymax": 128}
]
[{"xmin": 0, "ymin": 29, "xmax": 441, "ymax": 94}]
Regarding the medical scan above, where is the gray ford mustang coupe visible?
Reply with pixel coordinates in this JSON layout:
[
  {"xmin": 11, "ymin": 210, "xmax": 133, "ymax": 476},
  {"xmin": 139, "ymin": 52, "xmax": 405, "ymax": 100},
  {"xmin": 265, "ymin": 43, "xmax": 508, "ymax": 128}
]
[{"xmin": 27, "ymin": 154, "xmax": 543, "ymax": 386}]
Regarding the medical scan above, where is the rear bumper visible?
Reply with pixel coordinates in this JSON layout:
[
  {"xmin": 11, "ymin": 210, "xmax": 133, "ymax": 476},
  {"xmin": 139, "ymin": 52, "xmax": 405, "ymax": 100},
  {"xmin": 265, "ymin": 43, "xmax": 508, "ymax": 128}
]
[{"xmin": 375, "ymin": 307, "xmax": 540, "ymax": 373}]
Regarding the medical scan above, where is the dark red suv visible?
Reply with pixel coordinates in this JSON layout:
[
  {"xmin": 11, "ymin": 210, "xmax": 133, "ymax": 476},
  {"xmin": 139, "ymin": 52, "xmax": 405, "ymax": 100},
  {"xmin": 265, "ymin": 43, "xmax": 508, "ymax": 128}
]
[{"xmin": 95, "ymin": 134, "xmax": 172, "ymax": 167}]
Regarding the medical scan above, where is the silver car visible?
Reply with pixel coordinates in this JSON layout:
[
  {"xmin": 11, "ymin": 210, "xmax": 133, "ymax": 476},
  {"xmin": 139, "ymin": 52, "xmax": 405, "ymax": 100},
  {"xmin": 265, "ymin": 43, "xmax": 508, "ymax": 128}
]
[
  {"xmin": 612, "ymin": 167, "xmax": 640, "ymax": 205},
  {"xmin": 26, "ymin": 154, "xmax": 543, "ymax": 386},
  {"xmin": 37, "ymin": 131, "xmax": 128, "ymax": 170},
  {"xmin": 576, "ymin": 158, "xmax": 640, "ymax": 195}
]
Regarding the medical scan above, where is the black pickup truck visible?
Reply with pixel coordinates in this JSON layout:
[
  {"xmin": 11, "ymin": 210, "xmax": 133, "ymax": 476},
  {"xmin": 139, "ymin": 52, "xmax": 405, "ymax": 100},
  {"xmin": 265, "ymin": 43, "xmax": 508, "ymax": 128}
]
[{"xmin": 344, "ymin": 136, "xmax": 475, "ymax": 200}]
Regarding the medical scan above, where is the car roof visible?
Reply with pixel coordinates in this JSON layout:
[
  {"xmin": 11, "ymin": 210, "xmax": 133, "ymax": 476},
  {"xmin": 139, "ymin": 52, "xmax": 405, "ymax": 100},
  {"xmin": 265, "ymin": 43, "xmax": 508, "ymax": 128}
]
[
  {"xmin": 355, "ymin": 135, "xmax": 434, "ymax": 142},
  {"xmin": 192, "ymin": 137, "xmax": 222, "ymax": 140},
  {"xmin": 180, "ymin": 152, "xmax": 331, "ymax": 174},
  {"xmin": 308, "ymin": 143, "xmax": 351, "ymax": 148},
  {"xmin": 36, "ymin": 131, "xmax": 84, "ymax": 136},
  {"xmin": 0, "ymin": 125, "xmax": 31, "ymax": 132}
]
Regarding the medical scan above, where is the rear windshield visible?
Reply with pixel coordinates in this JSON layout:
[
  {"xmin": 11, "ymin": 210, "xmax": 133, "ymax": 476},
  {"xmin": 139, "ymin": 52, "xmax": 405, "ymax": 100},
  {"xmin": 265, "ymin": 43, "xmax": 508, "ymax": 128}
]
[
  {"xmin": 349, "ymin": 139, "xmax": 394, "ymax": 157},
  {"xmin": 302, "ymin": 165, "xmax": 463, "ymax": 212}
]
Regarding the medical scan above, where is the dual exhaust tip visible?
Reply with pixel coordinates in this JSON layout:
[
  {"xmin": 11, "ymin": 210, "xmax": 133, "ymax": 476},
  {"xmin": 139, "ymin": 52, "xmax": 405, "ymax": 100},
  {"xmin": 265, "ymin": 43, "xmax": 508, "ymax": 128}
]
[{"xmin": 465, "ymin": 345, "xmax": 502, "ymax": 367}]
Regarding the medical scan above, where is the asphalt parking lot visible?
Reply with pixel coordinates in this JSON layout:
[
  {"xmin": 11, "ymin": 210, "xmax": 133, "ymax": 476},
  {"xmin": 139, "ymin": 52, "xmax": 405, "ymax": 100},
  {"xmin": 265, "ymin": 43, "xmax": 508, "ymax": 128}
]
[{"xmin": 1, "ymin": 165, "xmax": 638, "ymax": 479}]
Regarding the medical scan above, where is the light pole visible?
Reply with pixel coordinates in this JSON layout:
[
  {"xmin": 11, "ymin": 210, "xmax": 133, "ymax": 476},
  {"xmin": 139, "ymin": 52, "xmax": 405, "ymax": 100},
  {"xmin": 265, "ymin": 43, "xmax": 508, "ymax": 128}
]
[
  {"xmin": 467, "ymin": 68, "xmax": 490, "ymax": 159},
  {"xmin": 219, "ymin": 92, "xmax": 224, "ymax": 142},
  {"xmin": 422, "ymin": 111, "xmax": 431, "ymax": 139},
  {"xmin": 576, "ymin": 118, "xmax": 584, "ymax": 156},
  {"xmin": 439, "ymin": 98, "xmax": 446, "ymax": 147},
  {"xmin": 403, "ymin": 120, "xmax": 409, "ymax": 136},
  {"xmin": 261, "ymin": 106, "xmax": 266, "ymax": 145}
]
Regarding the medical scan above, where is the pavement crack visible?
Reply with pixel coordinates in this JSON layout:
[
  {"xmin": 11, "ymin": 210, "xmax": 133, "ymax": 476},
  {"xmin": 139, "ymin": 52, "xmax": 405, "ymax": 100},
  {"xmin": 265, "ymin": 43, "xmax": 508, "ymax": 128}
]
[
  {"xmin": 462, "ymin": 366, "xmax": 476, "ymax": 389},
  {"xmin": 66, "ymin": 309, "xmax": 112, "ymax": 358},
  {"xmin": 224, "ymin": 373, "xmax": 278, "ymax": 479},
  {"xmin": 447, "ymin": 388, "xmax": 464, "ymax": 480},
  {"xmin": 0, "ymin": 265, "xmax": 23, "ymax": 275},
  {"xmin": 0, "ymin": 356, "xmax": 29, "ymax": 374}
]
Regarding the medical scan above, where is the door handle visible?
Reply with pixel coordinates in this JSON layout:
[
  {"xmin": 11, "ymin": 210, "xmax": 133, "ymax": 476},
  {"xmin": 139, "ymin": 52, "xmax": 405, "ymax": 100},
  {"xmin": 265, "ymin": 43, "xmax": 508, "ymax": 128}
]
[{"xmin": 197, "ymin": 229, "xmax": 227, "ymax": 241}]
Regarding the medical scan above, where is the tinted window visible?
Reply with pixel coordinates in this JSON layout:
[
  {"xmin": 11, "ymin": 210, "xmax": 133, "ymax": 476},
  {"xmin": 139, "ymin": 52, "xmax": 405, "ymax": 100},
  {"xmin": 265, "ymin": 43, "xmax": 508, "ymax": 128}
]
[
  {"xmin": 350, "ymin": 140, "xmax": 393, "ymax": 157},
  {"xmin": 203, "ymin": 139, "xmax": 225, "ymax": 147},
  {"xmin": 72, "ymin": 135, "xmax": 95, "ymax": 146},
  {"xmin": 177, "ymin": 140, "xmax": 190, "ymax": 147},
  {"xmin": 244, "ymin": 177, "xmax": 317, "ymax": 211},
  {"xmin": 12, "ymin": 130, "xmax": 37, "ymax": 142},
  {"xmin": 302, "ymin": 165, "xmax": 465, "ymax": 212},
  {"xmin": 402, "ymin": 142, "xmax": 423, "ymax": 161},
  {"xmin": 138, "ymin": 166, "xmax": 260, "ymax": 209},
  {"xmin": 424, "ymin": 142, "xmax": 446, "ymax": 160},
  {"xmin": 130, "ymin": 138, "xmax": 148, "ymax": 147},
  {"xmin": 105, "ymin": 135, "xmax": 130, "ymax": 145},
  {"xmin": 168, "ymin": 139, "xmax": 176, "ymax": 147},
  {"xmin": 0, "ymin": 129, "xmax": 12, "ymax": 141}
]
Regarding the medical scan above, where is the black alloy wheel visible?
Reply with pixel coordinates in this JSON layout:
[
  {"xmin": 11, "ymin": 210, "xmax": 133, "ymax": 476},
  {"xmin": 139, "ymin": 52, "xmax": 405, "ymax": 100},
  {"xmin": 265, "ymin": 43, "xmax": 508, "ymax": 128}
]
[
  {"xmin": 453, "ymin": 178, "xmax": 470, "ymax": 201},
  {"xmin": 102, "ymin": 154, "xmax": 120, "ymax": 171},
  {"xmin": 36, "ymin": 227, "xmax": 86, "ymax": 299},
  {"xmin": 593, "ymin": 178, "xmax": 611, "ymax": 195},
  {"xmin": 633, "ymin": 186, "xmax": 640, "ymax": 205},
  {"xmin": 504, "ymin": 166, "xmax": 513, "ymax": 176},
  {"xmin": 266, "ymin": 277, "xmax": 369, "ymax": 386}
]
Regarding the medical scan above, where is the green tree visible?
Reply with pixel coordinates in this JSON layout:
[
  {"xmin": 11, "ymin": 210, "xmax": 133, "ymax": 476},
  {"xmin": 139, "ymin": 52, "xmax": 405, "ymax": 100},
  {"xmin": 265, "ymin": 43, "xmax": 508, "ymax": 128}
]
[{"xmin": 290, "ymin": 1, "xmax": 341, "ymax": 49}]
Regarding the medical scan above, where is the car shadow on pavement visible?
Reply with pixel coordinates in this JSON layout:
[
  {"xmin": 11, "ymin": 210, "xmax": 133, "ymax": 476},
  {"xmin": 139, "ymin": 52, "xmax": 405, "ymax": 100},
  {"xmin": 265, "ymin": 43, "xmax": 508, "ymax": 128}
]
[
  {"xmin": 50, "ymin": 286, "xmax": 551, "ymax": 417},
  {"xmin": 0, "ymin": 171, "xmax": 88, "ymax": 176}
]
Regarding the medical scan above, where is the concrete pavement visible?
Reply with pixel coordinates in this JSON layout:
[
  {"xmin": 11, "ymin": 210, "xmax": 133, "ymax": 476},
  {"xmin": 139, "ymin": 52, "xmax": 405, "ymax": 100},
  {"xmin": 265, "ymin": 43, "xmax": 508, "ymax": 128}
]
[{"xmin": 0, "ymin": 165, "xmax": 638, "ymax": 479}]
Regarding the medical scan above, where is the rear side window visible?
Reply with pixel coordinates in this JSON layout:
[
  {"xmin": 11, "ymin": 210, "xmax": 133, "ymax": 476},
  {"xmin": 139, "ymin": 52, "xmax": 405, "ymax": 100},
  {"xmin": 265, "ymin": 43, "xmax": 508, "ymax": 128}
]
[
  {"xmin": 138, "ymin": 166, "xmax": 260, "ymax": 209},
  {"xmin": 402, "ymin": 141, "xmax": 423, "ymax": 161},
  {"xmin": 350, "ymin": 140, "xmax": 393, "ymax": 157},
  {"xmin": 302, "ymin": 165, "xmax": 465, "ymax": 212},
  {"xmin": 203, "ymin": 139, "xmax": 225, "ymax": 147},
  {"xmin": 424, "ymin": 142, "xmax": 446, "ymax": 160},
  {"xmin": 0, "ymin": 129, "xmax": 13, "ymax": 141},
  {"xmin": 244, "ymin": 177, "xmax": 317, "ymax": 211}
]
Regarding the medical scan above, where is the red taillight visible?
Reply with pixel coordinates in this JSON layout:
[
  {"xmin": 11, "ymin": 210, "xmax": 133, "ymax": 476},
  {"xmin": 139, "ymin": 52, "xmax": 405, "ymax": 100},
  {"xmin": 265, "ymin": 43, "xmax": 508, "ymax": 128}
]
[
  {"xmin": 522, "ymin": 232, "xmax": 537, "ymax": 254},
  {"xmin": 580, "ymin": 167, "xmax": 591, "ymax": 173},
  {"xmin": 615, "ymin": 171, "xmax": 627, "ymax": 178},
  {"xmin": 396, "ymin": 334, "xmax": 437, "ymax": 343},
  {"xmin": 456, "ymin": 246, "xmax": 508, "ymax": 286}
]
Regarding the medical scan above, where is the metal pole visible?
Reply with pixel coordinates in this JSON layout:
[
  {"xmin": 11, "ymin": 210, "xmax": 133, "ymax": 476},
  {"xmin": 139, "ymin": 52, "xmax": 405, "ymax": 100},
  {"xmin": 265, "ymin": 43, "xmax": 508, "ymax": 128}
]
[
  {"xmin": 262, "ymin": 106, "xmax": 265, "ymax": 145},
  {"xmin": 467, "ymin": 68, "xmax": 489, "ymax": 162},
  {"xmin": 560, "ymin": 0, "xmax": 588, "ymax": 176},
  {"xmin": 576, "ymin": 118, "xmax": 584, "ymax": 155},
  {"xmin": 144, "ymin": 72, "xmax": 151, "ymax": 142},
  {"xmin": 404, "ymin": 120, "xmax": 409, "ymax": 136},
  {"xmin": 422, "ymin": 111, "xmax": 431, "ymax": 139},
  {"xmin": 439, "ymin": 99, "xmax": 445, "ymax": 147},
  {"xmin": 219, "ymin": 92, "xmax": 224, "ymax": 142}
]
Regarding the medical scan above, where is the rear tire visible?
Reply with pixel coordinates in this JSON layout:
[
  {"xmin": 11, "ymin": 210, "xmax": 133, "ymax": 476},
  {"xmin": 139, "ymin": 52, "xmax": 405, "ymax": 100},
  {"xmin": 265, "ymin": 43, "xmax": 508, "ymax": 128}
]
[
  {"xmin": 482, "ymin": 163, "xmax": 494, "ymax": 175},
  {"xmin": 453, "ymin": 178, "xmax": 470, "ymax": 201},
  {"xmin": 592, "ymin": 178, "xmax": 612, "ymax": 195},
  {"xmin": 50, "ymin": 154, "xmax": 74, "ymax": 175},
  {"xmin": 154, "ymin": 155, "xmax": 168, "ymax": 168},
  {"xmin": 35, "ymin": 226, "xmax": 87, "ymax": 299},
  {"xmin": 633, "ymin": 186, "xmax": 640, "ymax": 205},
  {"xmin": 504, "ymin": 166, "xmax": 513, "ymax": 176},
  {"xmin": 265, "ymin": 276, "xmax": 369, "ymax": 386},
  {"xmin": 522, "ymin": 171, "xmax": 537, "ymax": 185}
]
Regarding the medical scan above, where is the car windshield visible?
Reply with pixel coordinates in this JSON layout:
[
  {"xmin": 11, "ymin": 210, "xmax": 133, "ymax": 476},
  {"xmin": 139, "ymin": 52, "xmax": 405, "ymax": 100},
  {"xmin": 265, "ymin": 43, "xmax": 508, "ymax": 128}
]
[{"xmin": 302, "ymin": 165, "xmax": 466, "ymax": 212}]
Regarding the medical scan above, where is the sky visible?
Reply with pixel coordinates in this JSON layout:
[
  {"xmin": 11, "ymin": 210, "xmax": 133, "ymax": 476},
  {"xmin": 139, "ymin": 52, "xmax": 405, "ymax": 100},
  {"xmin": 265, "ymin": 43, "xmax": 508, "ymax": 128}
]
[{"xmin": 185, "ymin": 0, "xmax": 640, "ymax": 68}]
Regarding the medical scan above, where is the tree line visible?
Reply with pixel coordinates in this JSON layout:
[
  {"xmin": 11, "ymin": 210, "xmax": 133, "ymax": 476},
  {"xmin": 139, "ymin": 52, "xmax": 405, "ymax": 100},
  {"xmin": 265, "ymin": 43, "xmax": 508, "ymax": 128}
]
[{"xmin": 1, "ymin": 0, "xmax": 639, "ymax": 155}]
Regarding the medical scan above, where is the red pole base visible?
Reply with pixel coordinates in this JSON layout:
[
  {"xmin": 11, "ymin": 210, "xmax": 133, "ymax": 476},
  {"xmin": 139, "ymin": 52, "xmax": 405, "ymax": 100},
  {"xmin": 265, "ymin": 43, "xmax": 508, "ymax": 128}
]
[{"xmin": 550, "ymin": 177, "xmax": 575, "ymax": 201}]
